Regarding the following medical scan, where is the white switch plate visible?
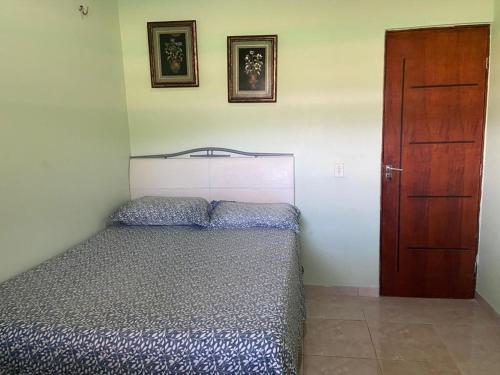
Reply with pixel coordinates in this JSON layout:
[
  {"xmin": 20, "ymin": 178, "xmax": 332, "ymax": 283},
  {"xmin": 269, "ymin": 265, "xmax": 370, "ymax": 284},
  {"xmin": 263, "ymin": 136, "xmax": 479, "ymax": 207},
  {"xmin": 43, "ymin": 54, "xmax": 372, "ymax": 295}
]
[{"xmin": 334, "ymin": 162, "xmax": 344, "ymax": 177}]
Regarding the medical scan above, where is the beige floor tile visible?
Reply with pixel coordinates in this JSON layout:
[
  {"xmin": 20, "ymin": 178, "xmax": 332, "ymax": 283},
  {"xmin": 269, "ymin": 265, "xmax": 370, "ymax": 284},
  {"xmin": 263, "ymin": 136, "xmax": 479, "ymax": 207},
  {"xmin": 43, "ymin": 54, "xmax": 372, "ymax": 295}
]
[
  {"xmin": 360, "ymin": 297, "xmax": 437, "ymax": 315},
  {"xmin": 304, "ymin": 285, "xmax": 331, "ymax": 300},
  {"xmin": 363, "ymin": 303, "xmax": 432, "ymax": 324},
  {"xmin": 436, "ymin": 324, "xmax": 500, "ymax": 374},
  {"xmin": 304, "ymin": 285, "xmax": 358, "ymax": 300},
  {"xmin": 379, "ymin": 359, "xmax": 461, "ymax": 375},
  {"xmin": 306, "ymin": 298, "xmax": 365, "ymax": 320},
  {"xmin": 303, "ymin": 356, "xmax": 380, "ymax": 375},
  {"xmin": 494, "ymin": 313, "xmax": 500, "ymax": 326},
  {"xmin": 363, "ymin": 298, "xmax": 498, "ymax": 326},
  {"xmin": 424, "ymin": 303, "xmax": 499, "ymax": 326},
  {"xmin": 358, "ymin": 287, "xmax": 380, "ymax": 298},
  {"xmin": 485, "ymin": 309, "xmax": 500, "ymax": 326},
  {"xmin": 368, "ymin": 321, "xmax": 455, "ymax": 363},
  {"xmin": 304, "ymin": 319, "xmax": 376, "ymax": 358},
  {"xmin": 367, "ymin": 296, "xmax": 478, "ymax": 310},
  {"xmin": 365, "ymin": 296, "xmax": 433, "ymax": 307},
  {"xmin": 303, "ymin": 289, "xmax": 500, "ymax": 374},
  {"xmin": 476, "ymin": 296, "xmax": 500, "ymax": 326}
]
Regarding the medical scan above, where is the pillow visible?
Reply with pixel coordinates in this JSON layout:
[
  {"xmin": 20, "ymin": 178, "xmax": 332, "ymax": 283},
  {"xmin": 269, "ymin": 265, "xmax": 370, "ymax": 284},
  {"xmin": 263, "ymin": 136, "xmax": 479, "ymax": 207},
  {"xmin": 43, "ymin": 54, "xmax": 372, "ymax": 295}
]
[
  {"xmin": 109, "ymin": 196, "xmax": 210, "ymax": 227},
  {"xmin": 209, "ymin": 201, "xmax": 300, "ymax": 232}
]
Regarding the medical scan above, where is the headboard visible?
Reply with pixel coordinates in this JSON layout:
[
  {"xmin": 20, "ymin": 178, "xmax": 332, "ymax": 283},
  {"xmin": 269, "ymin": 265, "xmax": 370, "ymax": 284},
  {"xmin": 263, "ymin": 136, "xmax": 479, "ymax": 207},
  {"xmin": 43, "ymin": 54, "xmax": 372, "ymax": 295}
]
[{"xmin": 129, "ymin": 148, "xmax": 295, "ymax": 204}]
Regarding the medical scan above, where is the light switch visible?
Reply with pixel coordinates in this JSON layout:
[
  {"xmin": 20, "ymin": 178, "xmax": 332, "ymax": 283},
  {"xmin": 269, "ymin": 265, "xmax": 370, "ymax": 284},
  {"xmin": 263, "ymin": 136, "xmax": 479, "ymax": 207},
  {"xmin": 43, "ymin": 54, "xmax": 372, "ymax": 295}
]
[{"xmin": 334, "ymin": 162, "xmax": 344, "ymax": 177}]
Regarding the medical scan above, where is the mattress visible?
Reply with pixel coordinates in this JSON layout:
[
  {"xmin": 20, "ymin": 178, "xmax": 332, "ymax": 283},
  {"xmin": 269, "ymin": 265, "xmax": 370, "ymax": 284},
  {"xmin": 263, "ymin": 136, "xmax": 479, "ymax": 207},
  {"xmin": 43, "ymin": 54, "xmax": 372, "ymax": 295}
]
[{"xmin": 0, "ymin": 226, "xmax": 304, "ymax": 374}]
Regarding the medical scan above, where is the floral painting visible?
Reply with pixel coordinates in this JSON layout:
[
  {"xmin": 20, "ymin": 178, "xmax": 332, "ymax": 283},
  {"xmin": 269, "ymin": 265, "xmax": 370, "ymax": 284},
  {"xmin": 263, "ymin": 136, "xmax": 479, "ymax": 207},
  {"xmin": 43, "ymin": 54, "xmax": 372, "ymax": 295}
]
[
  {"xmin": 161, "ymin": 34, "xmax": 187, "ymax": 75},
  {"xmin": 227, "ymin": 35, "xmax": 277, "ymax": 103},
  {"xmin": 147, "ymin": 21, "xmax": 199, "ymax": 87},
  {"xmin": 239, "ymin": 48, "xmax": 266, "ymax": 91}
]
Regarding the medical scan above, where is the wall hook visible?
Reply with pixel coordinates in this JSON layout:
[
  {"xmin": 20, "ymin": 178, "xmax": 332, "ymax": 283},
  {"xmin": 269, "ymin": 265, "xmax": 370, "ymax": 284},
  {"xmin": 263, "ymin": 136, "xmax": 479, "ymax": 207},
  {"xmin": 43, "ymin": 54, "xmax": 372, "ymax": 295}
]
[{"xmin": 78, "ymin": 5, "xmax": 89, "ymax": 16}]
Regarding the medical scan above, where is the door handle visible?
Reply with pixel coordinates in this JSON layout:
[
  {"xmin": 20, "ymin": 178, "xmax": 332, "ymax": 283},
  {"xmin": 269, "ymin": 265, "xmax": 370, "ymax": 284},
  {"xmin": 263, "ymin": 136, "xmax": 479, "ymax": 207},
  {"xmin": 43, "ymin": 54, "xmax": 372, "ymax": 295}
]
[
  {"xmin": 385, "ymin": 164, "xmax": 403, "ymax": 180},
  {"xmin": 385, "ymin": 165, "xmax": 403, "ymax": 172}
]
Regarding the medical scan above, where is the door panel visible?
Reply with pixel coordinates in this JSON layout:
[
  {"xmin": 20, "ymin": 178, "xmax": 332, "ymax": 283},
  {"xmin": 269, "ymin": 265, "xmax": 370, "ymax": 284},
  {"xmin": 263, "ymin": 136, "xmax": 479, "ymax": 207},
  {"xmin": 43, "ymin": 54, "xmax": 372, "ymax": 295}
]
[
  {"xmin": 404, "ymin": 87, "xmax": 485, "ymax": 142},
  {"xmin": 405, "ymin": 30, "xmax": 488, "ymax": 85},
  {"xmin": 400, "ymin": 250, "xmax": 476, "ymax": 298},
  {"xmin": 403, "ymin": 144, "xmax": 481, "ymax": 196},
  {"xmin": 400, "ymin": 198, "xmax": 479, "ymax": 248},
  {"xmin": 380, "ymin": 25, "xmax": 489, "ymax": 298}
]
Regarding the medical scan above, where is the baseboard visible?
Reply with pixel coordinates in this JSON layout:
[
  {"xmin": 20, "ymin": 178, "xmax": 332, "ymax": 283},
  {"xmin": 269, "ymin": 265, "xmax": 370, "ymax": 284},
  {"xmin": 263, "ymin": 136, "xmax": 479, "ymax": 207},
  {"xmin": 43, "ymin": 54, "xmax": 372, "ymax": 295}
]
[{"xmin": 304, "ymin": 284, "xmax": 380, "ymax": 297}]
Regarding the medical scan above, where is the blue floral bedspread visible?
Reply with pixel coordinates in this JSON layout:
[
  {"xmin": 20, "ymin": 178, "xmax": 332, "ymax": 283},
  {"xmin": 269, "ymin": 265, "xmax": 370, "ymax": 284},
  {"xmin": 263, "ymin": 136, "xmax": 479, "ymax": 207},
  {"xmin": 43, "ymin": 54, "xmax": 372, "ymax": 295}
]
[{"xmin": 0, "ymin": 226, "xmax": 304, "ymax": 374}]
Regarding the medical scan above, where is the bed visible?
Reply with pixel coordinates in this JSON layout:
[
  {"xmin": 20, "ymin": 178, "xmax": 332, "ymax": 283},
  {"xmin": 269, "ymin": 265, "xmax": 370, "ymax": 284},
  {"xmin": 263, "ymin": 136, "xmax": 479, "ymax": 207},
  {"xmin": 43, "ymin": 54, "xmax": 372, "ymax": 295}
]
[{"xmin": 0, "ymin": 148, "xmax": 304, "ymax": 374}]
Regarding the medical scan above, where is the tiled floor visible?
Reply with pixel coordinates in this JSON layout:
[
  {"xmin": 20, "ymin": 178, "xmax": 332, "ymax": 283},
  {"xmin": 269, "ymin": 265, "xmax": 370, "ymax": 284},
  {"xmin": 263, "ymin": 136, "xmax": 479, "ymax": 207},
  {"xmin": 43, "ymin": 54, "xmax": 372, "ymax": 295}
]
[{"xmin": 302, "ymin": 286, "xmax": 500, "ymax": 375}]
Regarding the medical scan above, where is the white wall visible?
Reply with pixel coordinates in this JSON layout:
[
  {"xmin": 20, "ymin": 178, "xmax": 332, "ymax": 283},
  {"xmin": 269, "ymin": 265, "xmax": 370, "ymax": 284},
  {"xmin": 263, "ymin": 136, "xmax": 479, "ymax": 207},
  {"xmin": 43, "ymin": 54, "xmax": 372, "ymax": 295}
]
[
  {"xmin": 478, "ymin": 0, "xmax": 500, "ymax": 313},
  {"xmin": 0, "ymin": 0, "xmax": 130, "ymax": 282},
  {"xmin": 117, "ymin": 0, "xmax": 493, "ymax": 288}
]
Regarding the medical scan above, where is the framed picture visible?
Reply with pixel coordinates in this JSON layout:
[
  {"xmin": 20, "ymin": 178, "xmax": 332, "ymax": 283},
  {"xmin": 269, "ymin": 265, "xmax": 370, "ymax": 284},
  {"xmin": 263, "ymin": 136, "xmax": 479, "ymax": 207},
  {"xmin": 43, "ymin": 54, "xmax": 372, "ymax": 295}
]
[
  {"xmin": 147, "ymin": 20, "xmax": 199, "ymax": 87},
  {"xmin": 227, "ymin": 35, "xmax": 277, "ymax": 103}
]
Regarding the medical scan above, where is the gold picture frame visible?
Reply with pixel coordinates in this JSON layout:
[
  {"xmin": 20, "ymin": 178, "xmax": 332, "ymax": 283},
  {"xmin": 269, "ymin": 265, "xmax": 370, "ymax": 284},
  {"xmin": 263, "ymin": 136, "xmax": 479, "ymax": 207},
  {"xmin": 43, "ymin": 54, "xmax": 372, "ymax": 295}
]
[
  {"xmin": 227, "ymin": 35, "xmax": 277, "ymax": 102},
  {"xmin": 147, "ymin": 20, "xmax": 199, "ymax": 88}
]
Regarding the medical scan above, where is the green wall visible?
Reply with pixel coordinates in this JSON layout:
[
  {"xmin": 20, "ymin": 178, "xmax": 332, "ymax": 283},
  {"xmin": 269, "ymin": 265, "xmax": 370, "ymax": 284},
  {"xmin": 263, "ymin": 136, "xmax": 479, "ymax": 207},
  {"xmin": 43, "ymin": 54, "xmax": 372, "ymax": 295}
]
[
  {"xmin": 118, "ymin": 0, "xmax": 493, "ymax": 288},
  {"xmin": 0, "ymin": 0, "xmax": 130, "ymax": 282},
  {"xmin": 478, "ymin": 0, "xmax": 500, "ymax": 313}
]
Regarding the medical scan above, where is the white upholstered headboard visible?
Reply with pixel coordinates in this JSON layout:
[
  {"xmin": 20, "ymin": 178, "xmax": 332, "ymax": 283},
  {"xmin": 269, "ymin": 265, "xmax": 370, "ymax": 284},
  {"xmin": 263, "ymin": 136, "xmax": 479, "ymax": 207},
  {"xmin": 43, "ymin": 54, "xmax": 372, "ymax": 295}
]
[{"xmin": 129, "ymin": 148, "xmax": 295, "ymax": 204}]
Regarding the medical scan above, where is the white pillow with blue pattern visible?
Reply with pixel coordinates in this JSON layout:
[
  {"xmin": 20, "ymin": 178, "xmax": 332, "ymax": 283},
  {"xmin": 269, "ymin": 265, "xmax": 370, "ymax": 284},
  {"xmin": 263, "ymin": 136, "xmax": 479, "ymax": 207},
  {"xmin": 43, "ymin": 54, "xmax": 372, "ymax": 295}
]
[
  {"xmin": 209, "ymin": 201, "xmax": 300, "ymax": 232},
  {"xmin": 109, "ymin": 196, "xmax": 210, "ymax": 227}
]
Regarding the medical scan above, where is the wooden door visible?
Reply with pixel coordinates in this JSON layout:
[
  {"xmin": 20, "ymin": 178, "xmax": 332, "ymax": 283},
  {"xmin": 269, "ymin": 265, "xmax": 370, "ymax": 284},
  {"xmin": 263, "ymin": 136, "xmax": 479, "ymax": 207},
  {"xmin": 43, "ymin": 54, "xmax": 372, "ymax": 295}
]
[{"xmin": 380, "ymin": 26, "xmax": 489, "ymax": 298}]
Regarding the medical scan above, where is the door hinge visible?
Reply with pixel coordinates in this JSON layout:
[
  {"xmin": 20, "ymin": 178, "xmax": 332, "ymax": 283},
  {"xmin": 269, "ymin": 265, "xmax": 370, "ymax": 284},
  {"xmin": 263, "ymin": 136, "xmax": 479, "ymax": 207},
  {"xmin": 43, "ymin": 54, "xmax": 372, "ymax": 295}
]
[{"xmin": 486, "ymin": 57, "xmax": 489, "ymax": 70}]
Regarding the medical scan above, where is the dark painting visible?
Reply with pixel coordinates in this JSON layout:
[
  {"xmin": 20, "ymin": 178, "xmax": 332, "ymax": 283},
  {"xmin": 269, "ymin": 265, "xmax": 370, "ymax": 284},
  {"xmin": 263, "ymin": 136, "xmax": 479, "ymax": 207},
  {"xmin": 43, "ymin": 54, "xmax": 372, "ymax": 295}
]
[
  {"xmin": 238, "ymin": 47, "xmax": 266, "ymax": 91},
  {"xmin": 159, "ymin": 33, "xmax": 188, "ymax": 76}
]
